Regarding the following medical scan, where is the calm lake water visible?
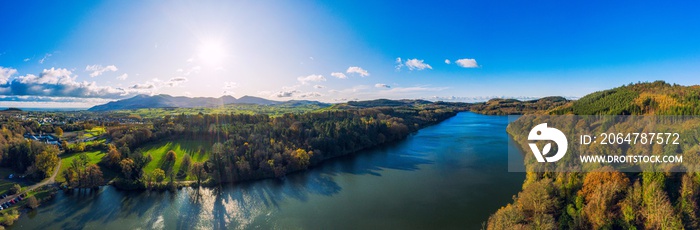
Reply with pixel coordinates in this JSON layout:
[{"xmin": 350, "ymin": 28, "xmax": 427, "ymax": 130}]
[{"xmin": 11, "ymin": 112, "xmax": 525, "ymax": 230}]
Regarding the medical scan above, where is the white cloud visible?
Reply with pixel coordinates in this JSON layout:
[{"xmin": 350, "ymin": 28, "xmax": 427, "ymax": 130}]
[
  {"xmin": 18, "ymin": 68, "xmax": 73, "ymax": 84},
  {"xmin": 23, "ymin": 58, "xmax": 30, "ymax": 62},
  {"xmin": 331, "ymin": 72, "xmax": 347, "ymax": 79},
  {"xmin": 455, "ymin": 58, "xmax": 479, "ymax": 68},
  {"xmin": 129, "ymin": 82, "xmax": 156, "ymax": 91},
  {"xmin": 0, "ymin": 66, "xmax": 18, "ymax": 85},
  {"xmin": 386, "ymin": 86, "xmax": 448, "ymax": 93},
  {"xmin": 0, "ymin": 95, "xmax": 113, "ymax": 108},
  {"xmin": 428, "ymin": 95, "xmax": 558, "ymax": 103},
  {"xmin": 39, "ymin": 53, "xmax": 52, "ymax": 64},
  {"xmin": 171, "ymin": 77, "xmax": 188, "ymax": 82},
  {"xmin": 130, "ymin": 84, "xmax": 153, "ymax": 89},
  {"xmin": 163, "ymin": 77, "xmax": 188, "ymax": 87},
  {"xmin": 395, "ymin": 57, "xmax": 432, "ymax": 71},
  {"xmin": 127, "ymin": 80, "xmax": 160, "ymax": 94},
  {"xmin": 85, "ymin": 64, "xmax": 118, "ymax": 77},
  {"xmin": 274, "ymin": 90, "xmax": 321, "ymax": 98},
  {"xmin": 178, "ymin": 66, "xmax": 201, "ymax": 76},
  {"xmin": 117, "ymin": 74, "xmax": 128, "ymax": 80},
  {"xmin": 395, "ymin": 58, "xmax": 404, "ymax": 70},
  {"xmin": 0, "ymin": 68, "xmax": 130, "ymax": 98},
  {"xmin": 445, "ymin": 59, "xmax": 451, "ymax": 64},
  {"xmin": 314, "ymin": 85, "xmax": 325, "ymax": 89},
  {"xmin": 123, "ymin": 79, "xmax": 168, "ymax": 95},
  {"xmin": 405, "ymin": 58, "xmax": 432, "ymax": 71},
  {"xmin": 298, "ymin": 92, "xmax": 321, "ymax": 98},
  {"xmin": 297, "ymin": 74, "xmax": 326, "ymax": 84},
  {"xmin": 274, "ymin": 89, "xmax": 301, "ymax": 98},
  {"xmin": 334, "ymin": 85, "xmax": 370, "ymax": 94},
  {"xmin": 375, "ymin": 83, "xmax": 391, "ymax": 88},
  {"xmin": 223, "ymin": 81, "xmax": 239, "ymax": 89},
  {"xmin": 346, "ymin": 66, "xmax": 369, "ymax": 77},
  {"xmin": 270, "ymin": 85, "xmax": 321, "ymax": 99}
]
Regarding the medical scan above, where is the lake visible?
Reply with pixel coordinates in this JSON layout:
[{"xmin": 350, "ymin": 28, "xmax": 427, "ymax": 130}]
[{"xmin": 11, "ymin": 112, "xmax": 525, "ymax": 229}]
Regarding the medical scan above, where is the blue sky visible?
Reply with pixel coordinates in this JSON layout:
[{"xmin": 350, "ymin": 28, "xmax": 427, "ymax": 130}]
[{"xmin": 1, "ymin": 0, "xmax": 700, "ymax": 107}]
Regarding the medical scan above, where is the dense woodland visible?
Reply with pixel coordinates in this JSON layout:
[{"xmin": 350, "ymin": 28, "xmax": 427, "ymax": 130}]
[
  {"xmin": 469, "ymin": 96, "xmax": 570, "ymax": 115},
  {"xmin": 487, "ymin": 81, "xmax": 700, "ymax": 229},
  {"xmin": 104, "ymin": 107, "xmax": 457, "ymax": 188},
  {"xmin": 1, "ymin": 101, "xmax": 461, "ymax": 191},
  {"xmin": 0, "ymin": 117, "xmax": 60, "ymax": 181},
  {"xmin": 551, "ymin": 80, "xmax": 700, "ymax": 115}
]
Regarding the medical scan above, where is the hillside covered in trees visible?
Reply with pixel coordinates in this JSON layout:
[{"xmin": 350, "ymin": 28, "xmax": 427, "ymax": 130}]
[
  {"xmin": 469, "ymin": 96, "xmax": 570, "ymax": 115},
  {"xmin": 100, "ymin": 104, "xmax": 459, "ymax": 188},
  {"xmin": 2, "ymin": 100, "xmax": 462, "ymax": 192},
  {"xmin": 487, "ymin": 81, "xmax": 700, "ymax": 229},
  {"xmin": 551, "ymin": 81, "xmax": 700, "ymax": 115}
]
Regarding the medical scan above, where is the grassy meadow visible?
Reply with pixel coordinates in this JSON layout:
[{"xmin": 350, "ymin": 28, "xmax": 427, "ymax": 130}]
[
  {"xmin": 56, "ymin": 150, "xmax": 117, "ymax": 183},
  {"xmin": 139, "ymin": 139, "xmax": 212, "ymax": 180}
]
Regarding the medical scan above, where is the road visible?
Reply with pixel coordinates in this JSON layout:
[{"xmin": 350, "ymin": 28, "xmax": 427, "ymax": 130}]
[{"xmin": 0, "ymin": 159, "xmax": 61, "ymax": 204}]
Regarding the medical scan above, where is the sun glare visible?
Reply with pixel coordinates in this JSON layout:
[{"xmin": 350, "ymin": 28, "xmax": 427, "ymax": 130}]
[{"xmin": 197, "ymin": 40, "xmax": 226, "ymax": 65}]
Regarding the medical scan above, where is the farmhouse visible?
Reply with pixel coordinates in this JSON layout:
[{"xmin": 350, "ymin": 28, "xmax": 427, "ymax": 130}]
[{"xmin": 23, "ymin": 133, "xmax": 61, "ymax": 145}]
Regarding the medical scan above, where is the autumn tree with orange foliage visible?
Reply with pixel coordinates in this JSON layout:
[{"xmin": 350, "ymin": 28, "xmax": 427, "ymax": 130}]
[{"xmin": 578, "ymin": 167, "xmax": 629, "ymax": 229}]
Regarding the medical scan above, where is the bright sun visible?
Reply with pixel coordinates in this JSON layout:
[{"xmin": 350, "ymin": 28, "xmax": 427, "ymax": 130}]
[{"xmin": 197, "ymin": 40, "xmax": 226, "ymax": 65}]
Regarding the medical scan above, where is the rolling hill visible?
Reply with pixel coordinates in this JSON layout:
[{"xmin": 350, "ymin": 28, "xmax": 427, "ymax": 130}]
[
  {"xmin": 487, "ymin": 81, "xmax": 700, "ymax": 229},
  {"xmin": 549, "ymin": 80, "xmax": 700, "ymax": 115},
  {"xmin": 88, "ymin": 94, "xmax": 325, "ymax": 111}
]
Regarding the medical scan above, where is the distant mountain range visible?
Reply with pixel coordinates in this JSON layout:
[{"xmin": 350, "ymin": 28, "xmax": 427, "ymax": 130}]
[
  {"xmin": 88, "ymin": 93, "xmax": 572, "ymax": 112},
  {"xmin": 88, "ymin": 94, "xmax": 328, "ymax": 111}
]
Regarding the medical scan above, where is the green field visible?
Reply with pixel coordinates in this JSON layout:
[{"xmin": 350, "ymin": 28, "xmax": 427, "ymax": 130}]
[
  {"xmin": 111, "ymin": 103, "xmax": 328, "ymax": 119},
  {"xmin": 56, "ymin": 150, "xmax": 116, "ymax": 183},
  {"xmin": 83, "ymin": 138, "xmax": 106, "ymax": 146},
  {"xmin": 139, "ymin": 139, "xmax": 212, "ymax": 180},
  {"xmin": 83, "ymin": 126, "xmax": 106, "ymax": 138},
  {"xmin": 63, "ymin": 126, "xmax": 107, "ymax": 143},
  {"xmin": 58, "ymin": 139, "xmax": 212, "ymax": 183},
  {"xmin": 0, "ymin": 181, "xmax": 17, "ymax": 197},
  {"xmin": 27, "ymin": 187, "xmax": 54, "ymax": 200}
]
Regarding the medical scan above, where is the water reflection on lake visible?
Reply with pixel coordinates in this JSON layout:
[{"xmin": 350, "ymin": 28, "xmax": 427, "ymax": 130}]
[{"xmin": 12, "ymin": 112, "xmax": 525, "ymax": 229}]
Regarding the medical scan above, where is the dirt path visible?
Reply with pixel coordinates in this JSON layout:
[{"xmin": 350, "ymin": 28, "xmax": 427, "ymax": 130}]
[{"xmin": 0, "ymin": 160, "xmax": 61, "ymax": 203}]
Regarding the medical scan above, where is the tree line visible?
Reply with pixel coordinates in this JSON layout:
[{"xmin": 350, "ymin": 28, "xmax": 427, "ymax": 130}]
[
  {"xmin": 0, "ymin": 125, "xmax": 59, "ymax": 181},
  {"xmin": 104, "ymin": 107, "xmax": 457, "ymax": 188},
  {"xmin": 488, "ymin": 81, "xmax": 700, "ymax": 229}
]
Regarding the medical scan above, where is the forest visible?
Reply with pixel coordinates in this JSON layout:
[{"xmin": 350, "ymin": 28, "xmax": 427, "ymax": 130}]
[
  {"xmin": 0, "ymin": 102, "xmax": 461, "ymax": 193},
  {"xmin": 0, "ymin": 117, "xmax": 60, "ymax": 182},
  {"xmin": 487, "ymin": 81, "xmax": 700, "ymax": 229},
  {"xmin": 102, "ymin": 106, "xmax": 458, "ymax": 188}
]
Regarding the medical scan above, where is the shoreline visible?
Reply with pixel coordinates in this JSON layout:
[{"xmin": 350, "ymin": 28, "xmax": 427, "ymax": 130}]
[
  {"xmin": 3, "ymin": 111, "xmax": 461, "ymax": 228},
  {"xmin": 110, "ymin": 111, "xmax": 459, "ymax": 191}
]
